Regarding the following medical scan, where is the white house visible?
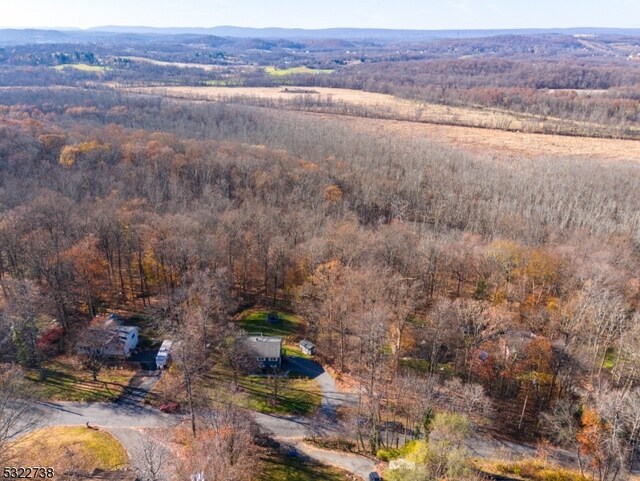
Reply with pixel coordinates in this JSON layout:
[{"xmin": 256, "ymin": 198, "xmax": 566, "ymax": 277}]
[
  {"xmin": 115, "ymin": 326, "xmax": 139, "ymax": 358},
  {"xmin": 77, "ymin": 325, "xmax": 138, "ymax": 359},
  {"xmin": 244, "ymin": 335, "xmax": 282, "ymax": 370}
]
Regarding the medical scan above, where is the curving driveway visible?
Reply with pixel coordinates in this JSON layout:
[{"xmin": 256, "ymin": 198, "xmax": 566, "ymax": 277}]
[
  {"xmin": 25, "ymin": 362, "xmax": 377, "ymax": 481},
  {"xmin": 284, "ymin": 356, "xmax": 357, "ymax": 420}
]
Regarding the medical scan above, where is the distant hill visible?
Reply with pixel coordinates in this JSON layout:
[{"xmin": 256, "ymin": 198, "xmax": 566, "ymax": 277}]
[
  {"xmin": 0, "ymin": 29, "xmax": 75, "ymax": 44},
  {"xmin": 1, "ymin": 26, "xmax": 640, "ymax": 45},
  {"xmin": 88, "ymin": 26, "xmax": 640, "ymax": 40}
]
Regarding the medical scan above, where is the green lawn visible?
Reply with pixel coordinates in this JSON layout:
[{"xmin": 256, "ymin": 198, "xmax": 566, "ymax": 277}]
[
  {"xmin": 239, "ymin": 309, "xmax": 303, "ymax": 338},
  {"xmin": 206, "ymin": 366, "xmax": 322, "ymax": 415},
  {"xmin": 283, "ymin": 343, "xmax": 312, "ymax": 360},
  {"xmin": 25, "ymin": 358, "xmax": 137, "ymax": 402},
  {"xmin": 243, "ymin": 376, "xmax": 321, "ymax": 415},
  {"xmin": 265, "ymin": 66, "xmax": 334, "ymax": 76},
  {"xmin": 259, "ymin": 452, "xmax": 351, "ymax": 481},
  {"xmin": 54, "ymin": 64, "xmax": 110, "ymax": 72}
]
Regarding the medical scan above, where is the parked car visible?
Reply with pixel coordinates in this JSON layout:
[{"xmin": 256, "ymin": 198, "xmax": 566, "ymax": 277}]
[
  {"xmin": 369, "ymin": 473, "xmax": 382, "ymax": 481},
  {"xmin": 159, "ymin": 402, "xmax": 180, "ymax": 414}
]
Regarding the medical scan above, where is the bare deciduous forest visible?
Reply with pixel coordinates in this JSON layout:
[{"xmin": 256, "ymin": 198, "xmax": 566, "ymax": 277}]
[{"xmin": 1, "ymin": 28, "xmax": 640, "ymax": 481}]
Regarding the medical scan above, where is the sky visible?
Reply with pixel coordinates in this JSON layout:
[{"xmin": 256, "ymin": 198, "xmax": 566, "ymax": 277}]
[{"xmin": 1, "ymin": 0, "xmax": 639, "ymax": 30}]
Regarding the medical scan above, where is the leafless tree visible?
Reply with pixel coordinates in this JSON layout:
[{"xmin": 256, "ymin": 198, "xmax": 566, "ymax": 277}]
[
  {"xmin": 0, "ymin": 366, "xmax": 43, "ymax": 464},
  {"xmin": 133, "ymin": 433, "xmax": 171, "ymax": 481}
]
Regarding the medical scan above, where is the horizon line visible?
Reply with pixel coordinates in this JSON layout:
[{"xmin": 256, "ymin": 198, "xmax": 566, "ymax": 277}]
[{"xmin": 0, "ymin": 25, "xmax": 637, "ymax": 32}]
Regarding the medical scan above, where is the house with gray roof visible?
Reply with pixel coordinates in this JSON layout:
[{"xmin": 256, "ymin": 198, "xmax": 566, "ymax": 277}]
[{"xmin": 244, "ymin": 335, "xmax": 283, "ymax": 370}]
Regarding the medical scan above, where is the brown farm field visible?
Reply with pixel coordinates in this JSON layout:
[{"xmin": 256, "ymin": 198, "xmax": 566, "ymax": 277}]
[
  {"xmin": 129, "ymin": 85, "xmax": 640, "ymax": 162},
  {"xmin": 128, "ymin": 85, "xmax": 557, "ymax": 130},
  {"xmin": 119, "ymin": 56, "xmax": 240, "ymax": 71},
  {"xmin": 316, "ymin": 113, "xmax": 640, "ymax": 162}
]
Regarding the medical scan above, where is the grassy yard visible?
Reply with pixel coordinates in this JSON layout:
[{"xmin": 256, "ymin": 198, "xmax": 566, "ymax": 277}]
[
  {"xmin": 25, "ymin": 358, "xmax": 137, "ymax": 402},
  {"xmin": 259, "ymin": 451, "xmax": 351, "ymax": 481},
  {"xmin": 239, "ymin": 309, "xmax": 303, "ymax": 338},
  {"xmin": 283, "ymin": 343, "xmax": 312, "ymax": 360},
  {"xmin": 206, "ymin": 366, "xmax": 322, "ymax": 415},
  {"xmin": 8, "ymin": 426, "xmax": 128, "ymax": 472},
  {"xmin": 265, "ymin": 66, "xmax": 334, "ymax": 77},
  {"xmin": 243, "ymin": 376, "xmax": 322, "ymax": 415}
]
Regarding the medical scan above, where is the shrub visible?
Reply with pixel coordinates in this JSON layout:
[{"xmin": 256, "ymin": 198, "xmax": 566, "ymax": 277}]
[{"xmin": 377, "ymin": 447, "xmax": 401, "ymax": 461}]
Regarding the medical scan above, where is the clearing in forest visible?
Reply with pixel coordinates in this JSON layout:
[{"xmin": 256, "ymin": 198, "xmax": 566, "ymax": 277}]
[
  {"xmin": 127, "ymin": 85, "xmax": 640, "ymax": 140},
  {"xmin": 53, "ymin": 64, "xmax": 110, "ymax": 72},
  {"xmin": 264, "ymin": 66, "xmax": 334, "ymax": 76},
  {"xmin": 128, "ymin": 85, "xmax": 640, "ymax": 161}
]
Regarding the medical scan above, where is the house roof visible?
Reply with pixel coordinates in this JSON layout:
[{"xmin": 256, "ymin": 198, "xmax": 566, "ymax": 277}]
[
  {"xmin": 90, "ymin": 313, "xmax": 124, "ymax": 329},
  {"xmin": 115, "ymin": 326, "xmax": 138, "ymax": 341},
  {"xmin": 78, "ymin": 326, "xmax": 136, "ymax": 354},
  {"xmin": 245, "ymin": 336, "xmax": 282, "ymax": 358},
  {"xmin": 79, "ymin": 328, "xmax": 121, "ymax": 348}
]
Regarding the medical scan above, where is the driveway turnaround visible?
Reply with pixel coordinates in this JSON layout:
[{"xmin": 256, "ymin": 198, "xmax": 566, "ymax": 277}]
[{"xmin": 29, "ymin": 400, "xmax": 375, "ymax": 480}]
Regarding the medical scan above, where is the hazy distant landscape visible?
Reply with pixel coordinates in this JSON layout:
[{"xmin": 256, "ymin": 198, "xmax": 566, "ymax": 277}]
[{"xmin": 2, "ymin": 15, "xmax": 640, "ymax": 481}]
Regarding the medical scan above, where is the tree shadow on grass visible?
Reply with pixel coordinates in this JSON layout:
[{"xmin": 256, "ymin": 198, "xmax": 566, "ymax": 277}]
[{"xmin": 26, "ymin": 368, "xmax": 132, "ymax": 402}]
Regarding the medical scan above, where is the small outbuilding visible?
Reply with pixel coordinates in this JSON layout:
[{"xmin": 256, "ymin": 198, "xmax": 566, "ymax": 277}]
[{"xmin": 299, "ymin": 340, "xmax": 316, "ymax": 356}]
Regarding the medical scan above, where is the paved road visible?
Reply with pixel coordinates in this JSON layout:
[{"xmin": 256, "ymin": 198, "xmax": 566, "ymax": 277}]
[
  {"xmin": 33, "ymin": 401, "xmax": 173, "ymax": 429},
  {"xmin": 296, "ymin": 442, "xmax": 376, "ymax": 480},
  {"xmin": 27, "ymin": 401, "xmax": 376, "ymax": 480},
  {"xmin": 115, "ymin": 370, "xmax": 161, "ymax": 406},
  {"xmin": 254, "ymin": 357, "xmax": 376, "ymax": 480}
]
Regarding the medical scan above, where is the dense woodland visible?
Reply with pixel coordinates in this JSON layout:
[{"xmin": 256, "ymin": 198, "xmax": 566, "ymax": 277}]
[
  {"xmin": 0, "ymin": 87, "xmax": 639, "ymax": 476},
  {"xmin": 1, "ymin": 30, "xmax": 640, "ymax": 481}
]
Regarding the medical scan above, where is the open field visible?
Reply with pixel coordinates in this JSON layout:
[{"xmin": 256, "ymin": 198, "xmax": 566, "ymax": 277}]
[
  {"xmin": 317, "ymin": 112, "xmax": 640, "ymax": 162},
  {"xmin": 118, "ymin": 56, "xmax": 227, "ymax": 71},
  {"xmin": 130, "ymin": 85, "xmax": 525, "ymax": 127},
  {"xmin": 54, "ymin": 64, "xmax": 109, "ymax": 72},
  {"xmin": 7, "ymin": 426, "xmax": 129, "ymax": 472},
  {"xmin": 118, "ymin": 56, "xmax": 256, "ymax": 72},
  {"xmin": 265, "ymin": 66, "xmax": 334, "ymax": 76},
  {"xmin": 25, "ymin": 358, "xmax": 137, "ymax": 402},
  {"xmin": 127, "ymin": 85, "xmax": 640, "ymax": 140},
  {"xmin": 124, "ymin": 85, "xmax": 640, "ymax": 162}
]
